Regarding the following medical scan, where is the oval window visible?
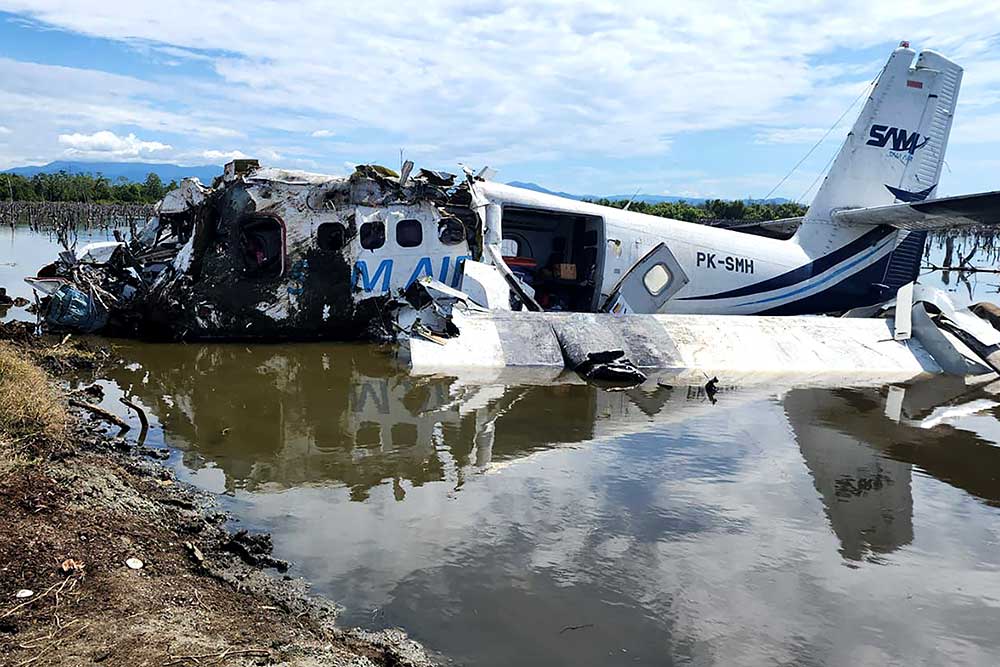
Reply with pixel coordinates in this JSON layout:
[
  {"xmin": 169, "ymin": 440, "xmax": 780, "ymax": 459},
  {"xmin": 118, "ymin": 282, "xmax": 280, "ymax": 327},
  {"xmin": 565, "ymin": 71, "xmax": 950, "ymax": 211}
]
[
  {"xmin": 643, "ymin": 263, "xmax": 672, "ymax": 296},
  {"xmin": 396, "ymin": 219, "xmax": 422, "ymax": 248},
  {"xmin": 360, "ymin": 220, "xmax": 385, "ymax": 250}
]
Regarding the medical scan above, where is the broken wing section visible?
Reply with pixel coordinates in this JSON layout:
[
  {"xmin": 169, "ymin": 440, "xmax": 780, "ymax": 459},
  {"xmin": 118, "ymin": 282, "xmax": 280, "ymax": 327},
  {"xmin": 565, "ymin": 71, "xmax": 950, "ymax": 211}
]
[{"xmin": 831, "ymin": 190, "xmax": 1000, "ymax": 230}]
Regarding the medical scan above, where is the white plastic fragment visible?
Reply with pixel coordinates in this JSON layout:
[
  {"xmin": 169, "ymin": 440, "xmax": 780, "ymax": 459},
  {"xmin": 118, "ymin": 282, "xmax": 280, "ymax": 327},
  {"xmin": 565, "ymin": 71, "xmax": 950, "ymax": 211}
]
[
  {"xmin": 15, "ymin": 589, "xmax": 34, "ymax": 599},
  {"xmin": 157, "ymin": 177, "xmax": 209, "ymax": 215},
  {"xmin": 126, "ymin": 557, "xmax": 144, "ymax": 570}
]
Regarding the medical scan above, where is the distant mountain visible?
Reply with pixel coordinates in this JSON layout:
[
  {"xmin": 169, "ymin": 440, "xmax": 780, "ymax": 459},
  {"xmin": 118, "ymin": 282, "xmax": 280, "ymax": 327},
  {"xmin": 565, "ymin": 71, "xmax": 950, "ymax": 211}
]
[
  {"xmin": 3, "ymin": 161, "xmax": 221, "ymax": 184},
  {"xmin": 506, "ymin": 181, "xmax": 591, "ymax": 201},
  {"xmin": 505, "ymin": 181, "xmax": 790, "ymax": 205}
]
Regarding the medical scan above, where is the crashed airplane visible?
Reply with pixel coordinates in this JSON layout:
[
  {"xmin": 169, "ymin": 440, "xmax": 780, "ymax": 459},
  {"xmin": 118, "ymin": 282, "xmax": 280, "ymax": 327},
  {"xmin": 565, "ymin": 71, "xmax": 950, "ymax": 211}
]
[{"xmin": 25, "ymin": 43, "xmax": 1000, "ymax": 384}]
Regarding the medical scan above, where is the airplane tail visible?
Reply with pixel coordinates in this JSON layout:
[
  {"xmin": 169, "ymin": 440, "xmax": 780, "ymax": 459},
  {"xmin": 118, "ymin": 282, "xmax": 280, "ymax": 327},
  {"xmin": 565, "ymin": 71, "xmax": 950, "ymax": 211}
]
[
  {"xmin": 804, "ymin": 43, "xmax": 963, "ymax": 222},
  {"xmin": 788, "ymin": 44, "xmax": 963, "ymax": 306}
]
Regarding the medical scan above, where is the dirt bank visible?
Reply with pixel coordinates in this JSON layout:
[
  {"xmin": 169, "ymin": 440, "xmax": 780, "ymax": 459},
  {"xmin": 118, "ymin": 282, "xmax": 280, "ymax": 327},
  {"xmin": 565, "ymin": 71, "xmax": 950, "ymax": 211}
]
[{"xmin": 0, "ymin": 322, "xmax": 435, "ymax": 667}]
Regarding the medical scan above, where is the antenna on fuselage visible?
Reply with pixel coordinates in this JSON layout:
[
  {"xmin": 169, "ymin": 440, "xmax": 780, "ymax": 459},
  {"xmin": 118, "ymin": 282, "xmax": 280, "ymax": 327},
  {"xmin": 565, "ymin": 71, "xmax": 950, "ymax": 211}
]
[
  {"xmin": 623, "ymin": 186, "xmax": 642, "ymax": 211},
  {"xmin": 760, "ymin": 66, "xmax": 881, "ymax": 202}
]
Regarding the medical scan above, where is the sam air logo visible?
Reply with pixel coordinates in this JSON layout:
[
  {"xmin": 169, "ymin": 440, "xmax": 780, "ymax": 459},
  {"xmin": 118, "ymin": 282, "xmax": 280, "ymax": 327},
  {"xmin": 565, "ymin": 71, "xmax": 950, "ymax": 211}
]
[{"xmin": 866, "ymin": 124, "xmax": 929, "ymax": 154}]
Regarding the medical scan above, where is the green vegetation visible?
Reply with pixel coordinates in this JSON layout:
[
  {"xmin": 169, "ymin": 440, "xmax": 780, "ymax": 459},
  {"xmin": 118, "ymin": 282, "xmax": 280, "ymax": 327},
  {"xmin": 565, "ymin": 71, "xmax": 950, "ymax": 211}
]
[
  {"xmin": 587, "ymin": 198, "xmax": 808, "ymax": 222},
  {"xmin": 0, "ymin": 171, "xmax": 178, "ymax": 204},
  {"xmin": 0, "ymin": 170, "xmax": 809, "ymax": 222}
]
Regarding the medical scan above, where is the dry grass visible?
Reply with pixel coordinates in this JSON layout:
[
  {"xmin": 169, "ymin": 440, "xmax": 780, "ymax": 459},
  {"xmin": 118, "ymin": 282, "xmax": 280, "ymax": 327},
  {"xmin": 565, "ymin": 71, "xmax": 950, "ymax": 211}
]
[
  {"xmin": 33, "ymin": 338, "xmax": 97, "ymax": 372},
  {"xmin": 0, "ymin": 342, "xmax": 67, "ymax": 474}
]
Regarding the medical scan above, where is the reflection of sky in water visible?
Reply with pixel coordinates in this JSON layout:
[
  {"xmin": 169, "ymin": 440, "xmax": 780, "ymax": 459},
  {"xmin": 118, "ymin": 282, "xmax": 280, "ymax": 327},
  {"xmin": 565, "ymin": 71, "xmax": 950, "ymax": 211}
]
[
  {"xmin": 98, "ymin": 341, "xmax": 1000, "ymax": 667},
  {"xmin": 6, "ymin": 226, "xmax": 1000, "ymax": 665}
]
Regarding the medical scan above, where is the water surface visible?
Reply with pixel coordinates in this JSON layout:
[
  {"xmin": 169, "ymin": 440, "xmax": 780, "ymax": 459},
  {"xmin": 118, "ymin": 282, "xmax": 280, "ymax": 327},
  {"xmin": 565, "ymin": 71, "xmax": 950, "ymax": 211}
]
[{"xmin": 4, "ymin": 226, "xmax": 1000, "ymax": 665}]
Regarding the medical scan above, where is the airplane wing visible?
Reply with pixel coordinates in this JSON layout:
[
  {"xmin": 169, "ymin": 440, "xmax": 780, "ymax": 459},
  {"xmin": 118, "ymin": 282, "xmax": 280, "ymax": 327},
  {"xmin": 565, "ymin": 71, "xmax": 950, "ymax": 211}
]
[{"xmin": 832, "ymin": 191, "xmax": 1000, "ymax": 230}]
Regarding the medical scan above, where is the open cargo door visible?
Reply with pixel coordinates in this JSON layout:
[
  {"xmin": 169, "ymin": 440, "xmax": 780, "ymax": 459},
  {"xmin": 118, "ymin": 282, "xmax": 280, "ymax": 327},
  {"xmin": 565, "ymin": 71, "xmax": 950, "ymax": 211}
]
[{"xmin": 601, "ymin": 243, "xmax": 688, "ymax": 315}]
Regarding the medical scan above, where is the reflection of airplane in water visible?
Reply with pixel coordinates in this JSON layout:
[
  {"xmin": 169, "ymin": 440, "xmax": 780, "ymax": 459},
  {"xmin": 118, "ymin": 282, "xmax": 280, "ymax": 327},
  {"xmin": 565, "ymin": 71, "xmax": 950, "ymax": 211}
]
[
  {"xmin": 105, "ymin": 343, "xmax": 1000, "ymax": 557},
  {"xmin": 105, "ymin": 342, "xmax": 728, "ymax": 499},
  {"xmin": 785, "ymin": 378, "xmax": 1000, "ymax": 560}
]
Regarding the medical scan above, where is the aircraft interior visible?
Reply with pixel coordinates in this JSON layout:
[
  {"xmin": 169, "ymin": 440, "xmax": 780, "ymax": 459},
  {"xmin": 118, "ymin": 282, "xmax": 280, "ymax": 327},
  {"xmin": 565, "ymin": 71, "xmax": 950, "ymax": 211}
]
[{"xmin": 499, "ymin": 207, "xmax": 604, "ymax": 312}]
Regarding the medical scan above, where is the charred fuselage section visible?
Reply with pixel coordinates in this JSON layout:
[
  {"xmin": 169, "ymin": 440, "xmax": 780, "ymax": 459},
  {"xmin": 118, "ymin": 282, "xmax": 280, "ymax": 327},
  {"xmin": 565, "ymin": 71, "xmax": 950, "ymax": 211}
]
[{"xmin": 30, "ymin": 162, "xmax": 480, "ymax": 340}]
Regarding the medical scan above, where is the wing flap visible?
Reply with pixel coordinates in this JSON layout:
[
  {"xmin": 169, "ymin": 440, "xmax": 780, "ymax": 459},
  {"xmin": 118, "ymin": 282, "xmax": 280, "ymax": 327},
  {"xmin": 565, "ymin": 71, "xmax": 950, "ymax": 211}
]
[{"xmin": 832, "ymin": 191, "xmax": 1000, "ymax": 230}]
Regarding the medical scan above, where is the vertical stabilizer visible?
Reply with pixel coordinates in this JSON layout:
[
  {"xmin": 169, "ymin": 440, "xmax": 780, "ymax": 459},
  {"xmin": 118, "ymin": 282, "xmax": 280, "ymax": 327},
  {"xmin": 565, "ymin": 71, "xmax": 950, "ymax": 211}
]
[{"xmin": 805, "ymin": 45, "xmax": 963, "ymax": 223}]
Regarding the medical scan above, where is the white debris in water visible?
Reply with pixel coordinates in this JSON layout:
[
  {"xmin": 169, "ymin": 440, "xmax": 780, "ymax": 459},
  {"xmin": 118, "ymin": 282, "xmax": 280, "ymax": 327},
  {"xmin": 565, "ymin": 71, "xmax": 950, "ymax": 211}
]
[{"xmin": 919, "ymin": 399, "xmax": 999, "ymax": 429}]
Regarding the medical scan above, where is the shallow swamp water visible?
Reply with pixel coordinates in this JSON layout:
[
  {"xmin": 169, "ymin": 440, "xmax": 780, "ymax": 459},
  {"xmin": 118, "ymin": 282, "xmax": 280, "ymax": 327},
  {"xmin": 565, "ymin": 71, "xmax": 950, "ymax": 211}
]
[{"xmin": 3, "ymin": 225, "xmax": 1000, "ymax": 665}]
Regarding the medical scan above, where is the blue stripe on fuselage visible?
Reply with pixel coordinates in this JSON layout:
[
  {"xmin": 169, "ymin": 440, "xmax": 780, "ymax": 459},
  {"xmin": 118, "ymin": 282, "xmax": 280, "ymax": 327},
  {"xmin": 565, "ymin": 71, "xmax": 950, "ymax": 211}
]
[
  {"xmin": 677, "ymin": 226, "xmax": 895, "ymax": 302},
  {"xmin": 738, "ymin": 233, "xmax": 896, "ymax": 307}
]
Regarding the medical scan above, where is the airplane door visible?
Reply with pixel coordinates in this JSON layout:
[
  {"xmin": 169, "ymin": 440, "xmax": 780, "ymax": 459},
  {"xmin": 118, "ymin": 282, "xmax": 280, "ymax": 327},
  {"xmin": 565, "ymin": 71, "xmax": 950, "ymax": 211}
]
[{"xmin": 601, "ymin": 242, "xmax": 688, "ymax": 314}]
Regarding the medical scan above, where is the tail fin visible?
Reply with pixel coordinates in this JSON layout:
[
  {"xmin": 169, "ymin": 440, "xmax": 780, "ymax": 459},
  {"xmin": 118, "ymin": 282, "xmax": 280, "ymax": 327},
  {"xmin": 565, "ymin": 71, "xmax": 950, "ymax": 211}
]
[{"xmin": 805, "ymin": 44, "xmax": 963, "ymax": 222}]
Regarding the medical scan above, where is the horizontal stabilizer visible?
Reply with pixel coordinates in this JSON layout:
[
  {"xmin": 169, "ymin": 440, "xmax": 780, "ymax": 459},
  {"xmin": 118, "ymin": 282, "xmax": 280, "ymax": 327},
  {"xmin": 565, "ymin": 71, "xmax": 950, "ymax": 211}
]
[{"xmin": 832, "ymin": 191, "xmax": 1000, "ymax": 230}]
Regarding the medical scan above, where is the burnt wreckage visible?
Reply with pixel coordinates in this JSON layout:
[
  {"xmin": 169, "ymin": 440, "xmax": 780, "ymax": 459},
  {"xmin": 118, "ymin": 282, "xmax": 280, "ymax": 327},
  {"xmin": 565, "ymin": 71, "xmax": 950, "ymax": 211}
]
[{"xmin": 30, "ymin": 161, "xmax": 481, "ymax": 339}]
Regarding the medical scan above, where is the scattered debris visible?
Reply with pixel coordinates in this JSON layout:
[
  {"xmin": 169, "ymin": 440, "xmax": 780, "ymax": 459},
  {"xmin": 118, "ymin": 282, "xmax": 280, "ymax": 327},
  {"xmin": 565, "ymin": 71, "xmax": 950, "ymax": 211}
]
[
  {"xmin": 59, "ymin": 558, "xmax": 84, "ymax": 575},
  {"xmin": 184, "ymin": 541, "xmax": 205, "ymax": 566},
  {"xmin": 223, "ymin": 530, "xmax": 290, "ymax": 573},
  {"xmin": 559, "ymin": 623, "xmax": 595, "ymax": 634},
  {"xmin": 68, "ymin": 399, "xmax": 129, "ymax": 432},
  {"xmin": 119, "ymin": 396, "xmax": 149, "ymax": 444},
  {"xmin": 77, "ymin": 383, "xmax": 105, "ymax": 401}
]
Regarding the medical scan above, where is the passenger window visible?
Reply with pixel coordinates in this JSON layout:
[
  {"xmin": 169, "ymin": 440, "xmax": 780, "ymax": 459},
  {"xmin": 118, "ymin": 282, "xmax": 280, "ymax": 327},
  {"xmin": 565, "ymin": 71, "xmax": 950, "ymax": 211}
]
[
  {"xmin": 396, "ymin": 219, "xmax": 422, "ymax": 248},
  {"xmin": 317, "ymin": 223, "xmax": 345, "ymax": 251},
  {"xmin": 500, "ymin": 238, "xmax": 519, "ymax": 256},
  {"xmin": 360, "ymin": 220, "xmax": 385, "ymax": 250},
  {"xmin": 643, "ymin": 263, "xmax": 672, "ymax": 296},
  {"xmin": 238, "ymin": 216, "xmax": 284, "ymax": 278},
  {"xmin": 438, "ymin": 217, "xmax": 466, "ymax": 246}
]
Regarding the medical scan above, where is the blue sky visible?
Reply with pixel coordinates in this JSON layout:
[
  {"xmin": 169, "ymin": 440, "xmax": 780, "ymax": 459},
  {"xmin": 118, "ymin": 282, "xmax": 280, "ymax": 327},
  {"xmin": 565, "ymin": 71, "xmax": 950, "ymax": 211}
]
[{"xmin": 1, "ymin": 2, "xmax": 1000, "ymax": 199}]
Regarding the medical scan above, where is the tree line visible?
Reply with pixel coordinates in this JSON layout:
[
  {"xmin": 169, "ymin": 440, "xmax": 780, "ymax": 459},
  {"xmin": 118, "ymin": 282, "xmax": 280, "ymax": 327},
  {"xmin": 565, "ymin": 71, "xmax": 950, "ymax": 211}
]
[
  {"xmin": 586, "ymin": 198, "xmax": 808, "ymax": 222},
  {"xmin": 0, "ymin": 170, "xmax": 811, "ymax": 221},
  {"xmin": 0, "ymin": 171, "xmax": 176, "ymax": 204}
]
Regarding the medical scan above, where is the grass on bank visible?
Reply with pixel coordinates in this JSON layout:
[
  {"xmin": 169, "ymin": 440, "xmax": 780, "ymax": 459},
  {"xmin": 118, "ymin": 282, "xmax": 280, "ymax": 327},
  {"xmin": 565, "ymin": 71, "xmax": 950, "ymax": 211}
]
[{"xmin": 0, "ymin": 342, "xmax": 67, "ymax": 476}]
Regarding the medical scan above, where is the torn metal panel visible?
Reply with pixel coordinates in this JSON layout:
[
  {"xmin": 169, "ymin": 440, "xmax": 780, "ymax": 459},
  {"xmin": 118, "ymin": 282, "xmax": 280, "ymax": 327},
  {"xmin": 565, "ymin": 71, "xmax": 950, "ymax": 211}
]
[
  {"xmin": 157, "ymin": 178, "xmax": 210, "ymax": 215},
  {"xmin": 27, "ymin": 160, "xmax": 485, "ymax": 340}
]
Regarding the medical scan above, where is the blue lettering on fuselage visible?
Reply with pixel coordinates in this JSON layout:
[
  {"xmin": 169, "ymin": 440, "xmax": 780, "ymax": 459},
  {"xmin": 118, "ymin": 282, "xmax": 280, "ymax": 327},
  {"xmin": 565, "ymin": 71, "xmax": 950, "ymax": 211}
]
[{"xmin": 353, "ymin": 256, "xmax": 470, "ymax": 293}]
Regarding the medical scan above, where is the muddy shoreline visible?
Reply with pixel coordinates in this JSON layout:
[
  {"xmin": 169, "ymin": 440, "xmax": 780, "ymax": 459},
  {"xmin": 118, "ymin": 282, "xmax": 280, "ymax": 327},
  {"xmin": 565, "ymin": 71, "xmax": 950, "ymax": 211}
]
[{"xmin": 0, "ymin": 322, "xmax": 436, "ymax": 667}]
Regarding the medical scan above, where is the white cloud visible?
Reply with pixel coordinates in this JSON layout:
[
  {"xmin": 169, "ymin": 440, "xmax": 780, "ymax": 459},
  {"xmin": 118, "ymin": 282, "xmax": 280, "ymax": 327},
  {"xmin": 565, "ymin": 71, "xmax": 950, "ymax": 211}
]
[
  {"xmin": 0, "ymin": 126, "xmax": 11, "ymax": 135},
  {"xmin": 754, "ymin": 127, "xmax": 842, "ymax": 145},
  {"xmin": 58, "ymin": 130, "xmax": 171, "ymax": 158},
  {"xmin": 197, "ymin": 149, "xmax": 250, "ymax": 162},
  {"xmin": 2, "ymin": 1, "xmax": 1000, "ymax": 195}
]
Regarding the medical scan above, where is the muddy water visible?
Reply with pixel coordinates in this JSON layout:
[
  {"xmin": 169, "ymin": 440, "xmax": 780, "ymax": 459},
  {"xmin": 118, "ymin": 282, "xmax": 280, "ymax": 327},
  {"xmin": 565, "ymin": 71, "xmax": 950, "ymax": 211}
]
[{"xmin": 4, "ymin": 226, "xmax": 1000, "ymax": 665}]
